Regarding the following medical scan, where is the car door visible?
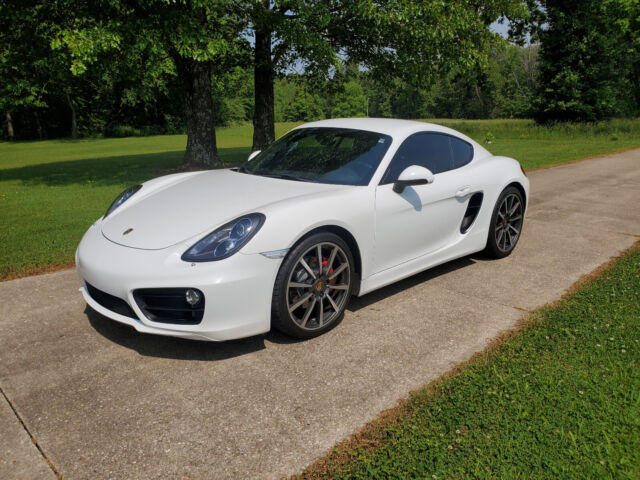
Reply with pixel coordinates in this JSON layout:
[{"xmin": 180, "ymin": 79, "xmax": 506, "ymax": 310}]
[{"xmin": 373, "ymin": 132, "xmax": 473, "ymax": 274}]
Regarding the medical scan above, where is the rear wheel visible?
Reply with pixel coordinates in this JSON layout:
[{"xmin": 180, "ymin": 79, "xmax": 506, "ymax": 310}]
[
  {"xmin": 272, "ymin": 232, "xmax": 353, "ymax": 339},
  {"xmin": 485, "ymin": 186, "xmax": 524, "ymax": 258}
]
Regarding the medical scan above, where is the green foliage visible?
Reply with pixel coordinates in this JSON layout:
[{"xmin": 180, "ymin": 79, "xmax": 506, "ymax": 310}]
[
  {"xmin": 247, "ymin": 0, "xmax": 532, "ymax": 87},
  {"xmin": 0, "ymin": 1, "xmax": 51, "ymax": 113},
  {"xmin": 0, "ymin": 0, "xmax": 191, "ymax": 140},
  {"xmin": 332, "ymin": 81, "xmax": 367, "ymax": 118},
  {"xmin": 256, "ymin": 0, "xmax": 341, "ymax": 75},
  {"xmin": 272, "ymin": 76, "xmax": 326, "ymax": 122},
  {"xmin": 535, "ymin": 0, "xmax": 640, "ymax": 122},
  {"xmin": 314, "ymin": 244, "xmax": 640, "ymax": 479},
  {"xmin": 212, "ymin": 66, "xmax": 254, "ymax": 126},
  {"xmin": 364, "ymin": 78, "xmax": 431, "ymax": 119},
  {"xmin": 274, "ymin": 78, "xmax": 299, "ymax": 122},
  {"xmin": 53, "ymin": 1, "xmax": 241, "ymax": 73},
  {"xmin": 283, "ymin": 89, "xmax": 326, "ymax": 122},
  {"xmin": 316, "ymin": 44, "xmax": 538, "ymax": 121},
  {"xmin": 428, "ymin": 44, "xmax": 538, "ymax": 119},
  {"xmin": 334, "ymin": 0, "xmax": 530, "ymax": 88},
  {"xmin": 246, "ymin": 0, "xmax": 532, "ymax": 150},
  {"xmin": 2, "ymin": 0, "xmax": 637, "ymax": 142}
]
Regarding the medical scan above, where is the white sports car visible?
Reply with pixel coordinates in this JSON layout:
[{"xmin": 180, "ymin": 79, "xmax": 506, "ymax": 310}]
[{"xmin": 77, "ymin": 118, "xmax": 529, "ymax": 341}]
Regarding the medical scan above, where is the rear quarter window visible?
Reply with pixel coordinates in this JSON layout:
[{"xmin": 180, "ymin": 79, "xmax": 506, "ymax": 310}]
[{"xmin": 450, "ymin": 137, "xmax": 473, "ymax": 168}]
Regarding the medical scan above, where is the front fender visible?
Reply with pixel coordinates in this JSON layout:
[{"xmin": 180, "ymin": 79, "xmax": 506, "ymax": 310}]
[{"xmin": 241, "ymin": 186, "xmax": 376, "ymax": 279}]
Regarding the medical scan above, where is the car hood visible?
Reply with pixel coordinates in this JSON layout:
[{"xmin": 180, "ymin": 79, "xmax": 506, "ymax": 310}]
[{"xmin": 101, "ymin": 169, "xmax": 347, "ymax": 250}]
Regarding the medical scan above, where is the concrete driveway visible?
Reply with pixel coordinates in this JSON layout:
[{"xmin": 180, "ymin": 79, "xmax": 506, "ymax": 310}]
[{"xmin": 1, "ymin": 149, "xmax": 639, "ymax": 479}]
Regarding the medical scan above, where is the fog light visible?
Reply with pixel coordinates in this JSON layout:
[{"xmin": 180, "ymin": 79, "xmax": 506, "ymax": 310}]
[{"xmin": 185, "ymin": 289, "xmax": 202, "ymax": 306}]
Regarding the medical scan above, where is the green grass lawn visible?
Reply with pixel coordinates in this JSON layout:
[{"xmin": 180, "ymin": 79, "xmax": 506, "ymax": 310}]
[
  {"xmin": 301, "ymin": 244, "xmax": 640, "ymax": 479},
  {"xmin": 0, "ymin": 122, "xmax": 298, "ymax": 280},
  {"xmin": 435, "ymin": 118, "xmax": 640, "ymax": 169},
  {"xmin": 1, "ymin": 118, "xmax": 639, "ymax": 280}
]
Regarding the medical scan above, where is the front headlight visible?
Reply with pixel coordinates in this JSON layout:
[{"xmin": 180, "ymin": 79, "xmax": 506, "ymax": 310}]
[
  {"xmin": 182, "ymin": 213, "xmax": 265, "ymax": 262},
  {"xmin": 105, "ymin": 185, "xmax": 142, "ymax": 218}
]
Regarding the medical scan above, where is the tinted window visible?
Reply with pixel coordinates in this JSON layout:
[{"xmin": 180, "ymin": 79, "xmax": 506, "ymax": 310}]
[
  {"xmin": 382, "ymin": 133, "xmax": 453, "ymax": 183},
  {"xmin": 451, "ymin": 137, "xmax": 473, "ymax": 168},
  {"xmin": 241, "ymin": 127, "xmax": 392, "ymax": 186}
]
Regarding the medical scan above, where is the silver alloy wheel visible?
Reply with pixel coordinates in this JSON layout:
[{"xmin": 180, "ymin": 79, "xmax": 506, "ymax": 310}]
[
  {"xmin": 495, "ymin": 192, "xmax": 523, "ymax": 252},
  {"xmin": 285, "ymin": 242, "xmax": 351, "ymax": 331}
]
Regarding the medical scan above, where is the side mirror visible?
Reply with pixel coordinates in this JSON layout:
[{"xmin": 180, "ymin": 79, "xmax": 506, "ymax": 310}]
[
  {"xmin": 248, "ymin": 150, "xmax": 261, "ymax": 162},
  {"xmin": 393, "ymin": 165, "xmax": 434, "ymax": 193}
]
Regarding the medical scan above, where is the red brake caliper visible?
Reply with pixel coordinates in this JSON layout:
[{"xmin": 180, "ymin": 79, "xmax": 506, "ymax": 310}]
[{"xmin": 321, "ymin": 258, "xmax": 336, "ymax": 284}]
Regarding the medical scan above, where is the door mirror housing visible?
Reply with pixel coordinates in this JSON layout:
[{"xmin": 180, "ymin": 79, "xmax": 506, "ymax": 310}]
[
  {"xmin": 393, "ymin": 165, "xmax": 435, "ymax": 193},
  {"xmin": 248, "ymin": 150, "xmax": 261, "ymax": 162}
]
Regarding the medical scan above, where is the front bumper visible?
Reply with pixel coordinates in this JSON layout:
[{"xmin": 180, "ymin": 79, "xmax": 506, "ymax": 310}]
[{"xmin": 76, "ymin": 221, "xmax": 282, "ymax": 341}]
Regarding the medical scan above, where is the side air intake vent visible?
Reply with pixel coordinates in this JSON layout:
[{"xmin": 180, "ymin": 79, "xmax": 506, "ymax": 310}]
[{"xmin": 460, "ymin": 192, "xmax": 484, "ymax": 234}]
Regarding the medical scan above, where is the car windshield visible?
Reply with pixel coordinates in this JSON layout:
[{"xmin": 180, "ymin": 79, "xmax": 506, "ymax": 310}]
[{"xmin": 239, "ymin": 127, "xmax": 392, "ymax": 186}]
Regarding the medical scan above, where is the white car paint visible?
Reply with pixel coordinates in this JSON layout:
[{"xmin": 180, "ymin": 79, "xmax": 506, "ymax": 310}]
[
  {"xmin": 101, "ymin": 169, "xmax": 348, "ymax": 250},
  {"xmin": 396, "ymin": 165, "xmax": 435, "ymax": 186},
  {"xmin": 77, "ymin": 118, "xmax": 529, "ymax": 341}
]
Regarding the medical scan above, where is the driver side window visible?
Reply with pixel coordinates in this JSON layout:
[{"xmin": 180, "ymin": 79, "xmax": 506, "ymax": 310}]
[{"xmin": 381, "ymin": 132, "xmax": 458, "ymax": 184}]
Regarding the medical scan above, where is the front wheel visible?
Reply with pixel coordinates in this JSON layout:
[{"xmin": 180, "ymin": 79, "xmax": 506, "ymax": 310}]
[
  {"xmin": 484, "ymin": 186, "xmax": 525, "ymax": 259},
  {"xmin": 272, "ymin": 232, "xmax": 354, "ymax": 339}
]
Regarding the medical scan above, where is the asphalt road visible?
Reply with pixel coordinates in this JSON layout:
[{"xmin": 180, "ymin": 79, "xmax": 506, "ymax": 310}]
[{"xmin": 1, "ymin": 149, "xmax": 639, "ymax": 479}]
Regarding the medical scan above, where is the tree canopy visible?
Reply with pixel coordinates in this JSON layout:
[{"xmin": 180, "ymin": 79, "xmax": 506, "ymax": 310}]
[
  {"xmin": 534, "ymin": 0, "xmax": 640, "ymax": 122},
  {"xmin": 246, "ymin": 0, "xmax": 532, "ymax": 150},
  {"xmin": 1, "ymin": 0, "xmax": 638, "ymax": 162}
]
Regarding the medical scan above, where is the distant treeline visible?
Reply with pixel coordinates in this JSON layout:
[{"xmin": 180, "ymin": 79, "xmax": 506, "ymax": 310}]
[{"xmin": 2, "ymin": 43, "xmax": 539, "ymax": 140}]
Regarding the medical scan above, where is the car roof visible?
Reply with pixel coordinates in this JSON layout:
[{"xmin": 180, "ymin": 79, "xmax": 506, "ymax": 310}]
[
  {"xmin": 297, "ymin": 118, "xmax": 456, "ymax": 137},
  {"xmin": 294, "ymin": 118, "xmax": 491, "ymax": 158}
]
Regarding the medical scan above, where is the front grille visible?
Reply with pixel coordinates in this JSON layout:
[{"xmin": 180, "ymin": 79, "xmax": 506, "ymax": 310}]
[
  {"xmin": 133, "ymin": 288, "xmax": 205, "ymax": 325},
  {"xmin": 85, "ymin": 283, "xmax": 137, "ymax": 319}
]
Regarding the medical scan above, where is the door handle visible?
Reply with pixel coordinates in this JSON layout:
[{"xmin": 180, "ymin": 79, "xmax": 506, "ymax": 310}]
[{"xmin": 455, "ymin": 186, "xmax": 472, "ymax": 198}]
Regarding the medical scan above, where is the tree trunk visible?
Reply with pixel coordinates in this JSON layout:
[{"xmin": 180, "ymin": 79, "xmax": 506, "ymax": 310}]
[
  {"xmin": 252, "ymin": 5, "xmax": 275, "ymax": 152},
  {"xmin": 174, "ymin": 55, "xmax": 219, "ymax": 169},
  {"xmin": 5, "ymin": 112, "xmax": 14, "ymax": 140},
  {"xmin": 65, "ymin": 91, "xmax": 78, "ymax": 139},
  {"xmin": 34, "ymin": 111, "xmax": 43, "ymax": 140}
]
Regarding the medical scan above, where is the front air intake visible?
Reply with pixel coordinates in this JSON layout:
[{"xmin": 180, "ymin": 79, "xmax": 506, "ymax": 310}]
[
  {"xmin": 133, "ymin": 288, "xmax": 205, "ymax": 325},
  {"xmin": 85, "ymin": 282, "xmax": 138, "ymax": 319}
]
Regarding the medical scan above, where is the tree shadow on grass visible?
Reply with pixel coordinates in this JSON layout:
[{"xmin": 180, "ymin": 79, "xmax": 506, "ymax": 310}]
[{"xmin": 0, "ymin": 147, "xmax": 250, "ymax": 187}]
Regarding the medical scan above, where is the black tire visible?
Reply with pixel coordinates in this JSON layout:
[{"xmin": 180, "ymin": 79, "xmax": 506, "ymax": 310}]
[
  {"xmin": 272, "ymin": 232, "xmax": 354, "ymax": 339},
  {"xmin": 484, "ymin": 186, "xmax": 525, "ymax": 259}
]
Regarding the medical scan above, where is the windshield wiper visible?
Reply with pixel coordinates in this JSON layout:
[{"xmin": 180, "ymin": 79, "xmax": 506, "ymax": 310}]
[{"xmin": 254, "ymin": 172, "xmax": 313, "ymax": 182}]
